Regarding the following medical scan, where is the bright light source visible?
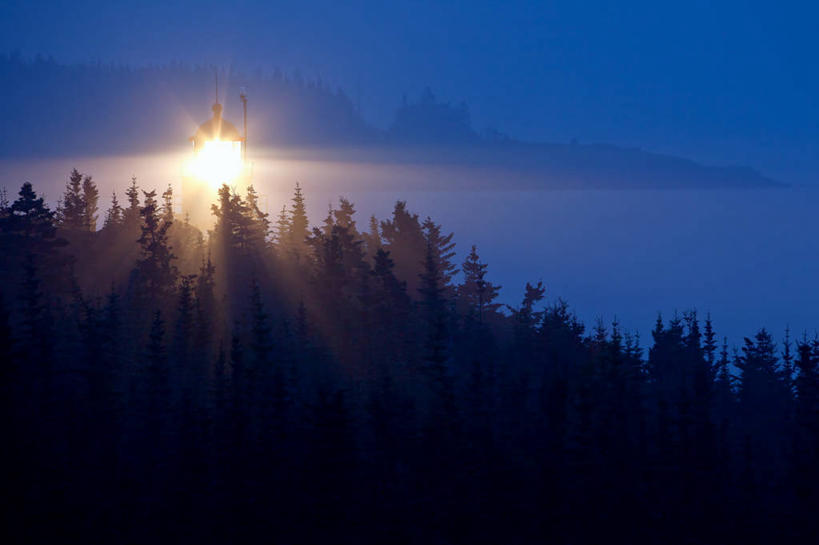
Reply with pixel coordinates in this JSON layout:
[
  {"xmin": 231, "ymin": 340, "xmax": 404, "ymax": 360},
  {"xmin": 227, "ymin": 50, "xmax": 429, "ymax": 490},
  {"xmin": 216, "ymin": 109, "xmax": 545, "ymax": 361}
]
[{"xmin": 189, "ymin": 140, "xmax": 243, "ymax": 187}]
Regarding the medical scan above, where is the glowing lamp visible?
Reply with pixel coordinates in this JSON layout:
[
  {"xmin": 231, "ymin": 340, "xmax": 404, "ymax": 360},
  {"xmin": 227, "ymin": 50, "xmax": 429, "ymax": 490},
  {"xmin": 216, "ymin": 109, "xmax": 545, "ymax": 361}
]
[
  {"xmin": 189, "ymin": 102, "xmax": 245, "ymax": 187},
  {"xmin": 190, "ymin": 139, "xmax": 243, "ymax": 187}
]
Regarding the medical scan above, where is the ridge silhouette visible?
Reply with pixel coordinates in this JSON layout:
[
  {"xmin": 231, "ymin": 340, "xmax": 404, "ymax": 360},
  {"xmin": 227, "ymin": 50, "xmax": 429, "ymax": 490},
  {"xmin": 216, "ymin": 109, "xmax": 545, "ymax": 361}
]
[{"xmin": 0, "ymin": 56, "xmax": 779, "ymax": 189}]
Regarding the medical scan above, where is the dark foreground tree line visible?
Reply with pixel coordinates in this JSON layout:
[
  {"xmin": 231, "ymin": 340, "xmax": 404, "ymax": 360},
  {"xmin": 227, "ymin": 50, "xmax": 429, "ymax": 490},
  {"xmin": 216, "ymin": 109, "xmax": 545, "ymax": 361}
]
[{"xmin": 1, "ymin": 171, "xmax": 818, "ymax": 544}]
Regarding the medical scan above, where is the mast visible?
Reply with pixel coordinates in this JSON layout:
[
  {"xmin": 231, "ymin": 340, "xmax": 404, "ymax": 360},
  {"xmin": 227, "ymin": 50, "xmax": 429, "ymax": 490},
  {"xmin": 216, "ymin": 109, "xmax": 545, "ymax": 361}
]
[{"xmin": 240, "ymin": 87, "xmax": 248, "ymax": 160}]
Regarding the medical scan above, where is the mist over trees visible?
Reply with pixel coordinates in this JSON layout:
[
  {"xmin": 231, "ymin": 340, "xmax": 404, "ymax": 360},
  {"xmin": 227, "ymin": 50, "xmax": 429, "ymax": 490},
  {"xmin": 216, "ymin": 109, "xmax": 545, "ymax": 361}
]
[{"xmin": 1, "ymin": 170, "xmax": 816, "ymax": 544}]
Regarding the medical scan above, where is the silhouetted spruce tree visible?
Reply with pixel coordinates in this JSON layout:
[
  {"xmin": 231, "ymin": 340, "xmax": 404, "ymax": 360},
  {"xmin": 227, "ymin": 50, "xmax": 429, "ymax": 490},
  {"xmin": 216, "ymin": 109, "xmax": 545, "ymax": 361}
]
[
  {"xmin": 736, "ymin": 329, "xmax": 790, "ymax": 490},
  {"xmin": 539, "ymin": 300, "xmax": 586, "ymax": 378},
  {"xmin": 714, "ymin": 337, "xmax": 734, "ymax": 407},
  {"xmin": 0, "ymin": 183, "xmax": 68, "ymax": 299},
  {"xmin": 710, "ymin": 336, "xmax": 736, "ymax": 498},
  {"xmin": 647, "ymin": 314, "xmax": 690, "ymax": 499},
  {"xmin": 82, "ymin": 174, "xmax": 99, "ymax": 231},
  {"xmin": 333, "ymin": 197, "xmax": 357, "ymax": 235},
  {"xmin": 287, "ymin": 182, "xmax": 309, "ymax": 258},
  {"xmin": 704, "ymin": 313, "xmax": 717, "ymax": 369},
  {"xmin": 370, "ymin": 248, "xmax": 411, "ymax": 354},
  {"xmin": 455, "ymin": 245, "xmax": 501, "ymax": 460},
  {"xmin": 0, "ymin": 187, "xmax": 9, "ymax": 215},
  {"xmin": 103, "ymin": 190, "xmax": 123, "ymax": 229},
  {"xmin": 310, "ymin": 220, "xmax": 368, "ymax": 370},
  {"xmin": 58, "ymin": 169, "xmax": 86, "ymax": 231},
  {"xmin": 684, "ymin": 311, "xmax": 717, "ymax": 506},
  {"xmin": 244, "ymin": 185, "xmax": 270, "ymax": 253},
  {"xmin": 586, "ymin": 318, "xmax": 647, "ymax": 517},
  {"xmin": 0, "ymin": 182, "xmax": 65, "ymax": 256},
  {"xmin": 624, "ymin": 330, "xmax": 645, "ymax": 380},
  {"xmin": 737, "ymin": 330, "xmax": 786, "ymax": 415},
  {"xmin": 167, "ymin": 210, "xmax": 206, "ymax": 282},
  {"xmin": 308, "ymin": 224, "xmax": 345, "ymax": 297},
  {"xmin": 124, "ymin": 176, "xmax": 141, "ymax": 225},
  {"xmin": 361, "ymin": 214, "xmax": 381, "ymax": 260},
  {"xmin": 211, "ymin": 185, "xmax": 242, "ymax": 251},
  {"xmin": 781, "ymin": 327, "xmax": 795, "ymax": 396},
  {"xmin": 596, "ymin": 319, "xmax": 632, "ymax": 444},
  {"xmin": 310, "ymin": 215, "xmax": 367, "ymax": 294},
  {"xmin": 320, "ymin": 202, "xmax": 335, "ymax": 236},
  {"xmin": 380, "ymin": 201, "xmax": 425, "ymax": 296},
  {"xmin": 418, "ymin": 236, "xmax": 457, "ymax": 447},
  {"xmin": 134, "ymin": 189, "xmax": 177, "ymax": 300},
  {"xmin": 509, "ymin": 281, "xmax": 545, "ymax": 355},
  {"xmin": 274, "ymin": 205, "xmax": 290, "ymax": 248},
  {"xmin": 161, "ymin": 184, "xmax": 174, "ymax": 223},
  {"xmin": 351, "ymin": 243, "xmax": 376, "ymax": 373},
  {"xmin": 210, "ymin": 186, "xmax": 257, "ymax": 315},
  {"xmin": 458, "ymin": 244, "xmax": 501, "ymax": 325},
  {"xmin": 421, "ymin": 216, "xmax": 456, "ymax": 296}
]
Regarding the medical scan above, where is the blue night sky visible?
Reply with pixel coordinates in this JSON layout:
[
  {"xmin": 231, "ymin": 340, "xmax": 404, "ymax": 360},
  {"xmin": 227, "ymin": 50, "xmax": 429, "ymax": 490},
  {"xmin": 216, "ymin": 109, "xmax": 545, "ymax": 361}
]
[{"xmin": 2, "ymin": 0, "xmax": 818, "ymax": 183}]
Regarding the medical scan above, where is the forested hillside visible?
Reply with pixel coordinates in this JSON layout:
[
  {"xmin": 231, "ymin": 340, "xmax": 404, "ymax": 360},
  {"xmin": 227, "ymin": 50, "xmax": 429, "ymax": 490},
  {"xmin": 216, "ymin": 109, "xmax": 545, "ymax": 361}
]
[
  {"xmin": 0, "ymin": 54, "xmax": 373, "ymax": 156},
  {"xmin": 1, "ymin": 170, "xmax": 816, "ymax": 543},
  {"xmin": 1, "ymin": 55, "xmax": 778, "ymax": 188}
]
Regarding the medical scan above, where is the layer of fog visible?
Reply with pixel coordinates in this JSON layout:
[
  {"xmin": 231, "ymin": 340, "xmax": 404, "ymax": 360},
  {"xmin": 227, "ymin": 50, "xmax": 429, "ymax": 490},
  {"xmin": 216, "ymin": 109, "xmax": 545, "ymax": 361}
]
[{"xmin": 2, "ymin": 153, "xmax": 814, "ymax": 347}]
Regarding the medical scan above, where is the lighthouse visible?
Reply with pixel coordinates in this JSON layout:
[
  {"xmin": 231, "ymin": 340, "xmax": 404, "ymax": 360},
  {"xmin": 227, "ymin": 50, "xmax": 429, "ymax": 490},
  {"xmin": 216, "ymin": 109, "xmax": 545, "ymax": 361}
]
[{"xmin": 183, "ymin": 83, "xmax": 250, "ymax": 228}]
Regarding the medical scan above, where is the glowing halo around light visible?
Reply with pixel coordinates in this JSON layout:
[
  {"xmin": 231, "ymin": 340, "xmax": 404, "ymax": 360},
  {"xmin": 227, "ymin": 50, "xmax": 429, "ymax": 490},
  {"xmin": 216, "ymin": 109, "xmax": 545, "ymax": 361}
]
[{"xmin": 188, "ymin": 139, "xmax": 243, "ymax": 187}]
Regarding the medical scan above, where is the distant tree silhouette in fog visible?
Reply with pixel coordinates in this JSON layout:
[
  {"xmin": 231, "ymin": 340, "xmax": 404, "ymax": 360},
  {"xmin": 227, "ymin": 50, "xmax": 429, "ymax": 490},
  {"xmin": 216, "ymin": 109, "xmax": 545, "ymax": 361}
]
[
  {"xmin": 2, "ymin": 173, "xmax": 818, "ymax": 544},
  {"xmin": 390, "ymin": 87, "xmax": 478, "ymax": 144}
]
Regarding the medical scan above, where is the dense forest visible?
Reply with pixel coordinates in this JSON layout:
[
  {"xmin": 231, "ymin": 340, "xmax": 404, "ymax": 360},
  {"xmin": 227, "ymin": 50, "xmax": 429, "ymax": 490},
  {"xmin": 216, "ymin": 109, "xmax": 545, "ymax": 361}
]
[{"xmin": 2, "ymin": 171, "xmax": 818, "ymax": 544}]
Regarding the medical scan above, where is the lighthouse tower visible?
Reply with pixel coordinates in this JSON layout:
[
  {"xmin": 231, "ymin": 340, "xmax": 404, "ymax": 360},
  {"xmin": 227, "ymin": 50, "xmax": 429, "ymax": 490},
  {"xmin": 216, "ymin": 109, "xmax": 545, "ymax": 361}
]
[{"xmin": 182, "ymin": 82, "xmax": 249, "ymax": 228}]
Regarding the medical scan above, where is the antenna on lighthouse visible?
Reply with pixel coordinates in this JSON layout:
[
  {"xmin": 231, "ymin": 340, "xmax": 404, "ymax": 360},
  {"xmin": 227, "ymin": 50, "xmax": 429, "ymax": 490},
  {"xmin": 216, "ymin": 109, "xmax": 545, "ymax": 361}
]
[{"xmin": 240, "ymin": 86, "xmax": 248, "ymax": 160}]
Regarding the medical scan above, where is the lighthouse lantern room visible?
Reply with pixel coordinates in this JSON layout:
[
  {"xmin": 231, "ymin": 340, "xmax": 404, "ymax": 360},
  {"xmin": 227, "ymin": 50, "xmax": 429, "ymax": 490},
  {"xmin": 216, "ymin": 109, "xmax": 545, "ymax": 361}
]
[{"xmin": 183, "ymin": 78, "xmax": 249, "ymax": 227}]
